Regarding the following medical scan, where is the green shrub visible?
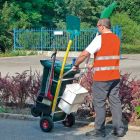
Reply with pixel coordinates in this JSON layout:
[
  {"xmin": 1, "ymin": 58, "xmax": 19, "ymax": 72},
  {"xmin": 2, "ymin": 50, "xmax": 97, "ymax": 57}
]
[
  {"xmin": 121, "ymin": 43, "xmax": 140, "ymax": 54},
  {"xmin": 0, "ymin": 50, "xmax": 37, "ymax": 57},
  {"xmin": 111, "ymin": 12, "xmax": 140, "ymax": 44},
  {"xmin": 0, "ymin": 106, "xmax": 10, "ymax": 113},
  {"xmin": 135, "ymin": 106, "xmax": 140, "ymax": 118}
]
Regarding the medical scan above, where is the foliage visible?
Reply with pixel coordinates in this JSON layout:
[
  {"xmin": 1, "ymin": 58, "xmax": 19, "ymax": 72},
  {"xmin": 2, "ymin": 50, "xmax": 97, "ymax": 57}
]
[
  {"xmin": 53, "ymin": 0, "xmax": 101, "ymax": 28},
  {"xmin": 0, "ymin": 0, "xmax": 140, "ymax": 51},
  {"xmin": 135, "ymin": 106, "xmax": 140, "ymax": 118},
  {"xmin": 77, "ymin": 71, "xmax": 140, "ymax": 122},
  {"xmin": 77, "ymin": 68, "xmax": 94, "ymax": 117},
  {"xmin": 121, "ymin": 44, "xmax": 140, "ymax": 54},
  {"xmin": 0, "ymin": 70, "xmax": 41, "ymax": 108},
  {"xmin": 119, "ymin": 74, "xmax": 140, "ymax": 122},
  {"xmin": 0, "ymin": 106, "xmax": 10, "ymax": 113},
  {"xmin": 0, "ymin": 106, "xmax": 6, "ymax": 113},
  {"xmin": 111, "ymin": 12, "xmax": 140, "ymax": 44},
  {"xmin": 0, "ymin": 1, "xmax": 42, "ymax": 50},
  {"xmin": 0, "ymin": 50, "xmax": 37, "ymax": 57},
  {"xmin": 98, "ymin": 0, "xmax": 140, "ymax": 23},
  {"xmin": 117, "ymin": 0, "xmax": 140, "ymax": 24},
  {"xmin": 0, "ymin": 69, "xmax": 140, "ymax": 122}
]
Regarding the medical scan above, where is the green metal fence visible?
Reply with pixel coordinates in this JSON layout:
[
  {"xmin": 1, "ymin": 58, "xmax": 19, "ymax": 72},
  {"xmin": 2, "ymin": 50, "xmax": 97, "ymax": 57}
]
[{"xmin": 14, "ymin": 26, "xmax": 121, "ymax": 51}]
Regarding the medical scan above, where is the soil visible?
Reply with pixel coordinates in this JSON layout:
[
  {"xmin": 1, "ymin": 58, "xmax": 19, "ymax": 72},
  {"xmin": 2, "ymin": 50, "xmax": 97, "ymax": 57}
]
[{"xmin": 129, "ymin": 119, "xmax": 140, "ymax": 126}]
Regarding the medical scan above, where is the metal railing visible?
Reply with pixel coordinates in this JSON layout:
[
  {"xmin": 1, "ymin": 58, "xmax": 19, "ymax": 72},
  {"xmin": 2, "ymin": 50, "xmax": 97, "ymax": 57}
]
[{"xmin": 13, "ymin": 25, "xmax": 121, "ymax": 51}]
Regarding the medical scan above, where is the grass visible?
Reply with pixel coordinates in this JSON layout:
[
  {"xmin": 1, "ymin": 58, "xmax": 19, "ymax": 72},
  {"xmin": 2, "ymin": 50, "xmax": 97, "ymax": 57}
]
[
  {"xmin": 0, "ymin": 106, "xmax": 10, "ymax": 113},
  {"xmin": 0, "ymin": 105, "xmax": 31, "ymax": 115},
  {"xmin": 0, "ymin": 50, "xmax": 37, "ymax": 57},
  {"xmin": 135, "ymin": 106, "xmax": 140, "ymax": 118},
  {"xmin": 0, "ymin": 44, "xmax": 140, "ymax": 56},
  {"xmin": 121, "ymin": 43, "xmax": 140, "ymax": 54}
]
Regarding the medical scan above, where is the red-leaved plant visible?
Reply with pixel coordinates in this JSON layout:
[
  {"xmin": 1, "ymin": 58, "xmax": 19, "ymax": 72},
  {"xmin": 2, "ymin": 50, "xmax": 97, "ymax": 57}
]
[
  {"xmin": 0, "ymin": 70, "xmax": 41, "ymax": 108},
  {"xmin": 0, "ymin": 69, "xmax": 140, "ymax": 122},
  {"xmin": 77, "ymin": 71, "xmax": 140, "ymax": 122},
  {"xmin": 120, "ymin": 74, "xmax": 140, "ymax": 122},
  {"xmin": 77, "ymin": 68, "xmax": 94, "ymax": 118}
]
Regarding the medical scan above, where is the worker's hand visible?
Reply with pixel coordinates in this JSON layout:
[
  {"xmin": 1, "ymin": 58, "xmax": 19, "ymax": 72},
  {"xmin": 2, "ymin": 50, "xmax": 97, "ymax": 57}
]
[
  {"xmin": 87, "ymin": 64, "xmax": 93, "ymax": 70},
  {"xmin": 72, "ymin": 65, "xmax": 79, "ymax": 71}
]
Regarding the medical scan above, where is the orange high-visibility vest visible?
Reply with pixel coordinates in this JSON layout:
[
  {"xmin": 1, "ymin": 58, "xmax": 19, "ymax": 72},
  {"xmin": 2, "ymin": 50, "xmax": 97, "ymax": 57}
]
[{"xmin": 93, "ymin": 33, "xmax": 120, "ymax": 81}]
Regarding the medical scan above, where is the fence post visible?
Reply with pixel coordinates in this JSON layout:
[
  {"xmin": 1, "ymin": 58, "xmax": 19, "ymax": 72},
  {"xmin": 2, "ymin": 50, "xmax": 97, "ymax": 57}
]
[
  {"xmin": 13, "ymin": 28, "xmax": 16, "ymax": 50},
  {"xmin": 40, "ymin": 27, "xmax": 43, "ymax": 53},
  {"xmin": 75, "ymin": 36, "xmax": 77, "ymax": 51},
  {"xmin": 115, "ymin": 25, "xmax": 120, "ymax": 37},
  {"xmin": 119, "ymin": 26, "xmax": 123, "ymax": 59}
]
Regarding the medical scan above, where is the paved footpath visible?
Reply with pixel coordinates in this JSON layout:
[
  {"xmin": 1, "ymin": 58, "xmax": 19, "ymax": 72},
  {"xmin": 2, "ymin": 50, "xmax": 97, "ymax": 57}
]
[
  {"xmin": 0, "ymin": 54, "xmax": 140, "ymax": 140},
  {"xmin": 0, "ymin": 118, "xmax": 140, "ymax": 140}
]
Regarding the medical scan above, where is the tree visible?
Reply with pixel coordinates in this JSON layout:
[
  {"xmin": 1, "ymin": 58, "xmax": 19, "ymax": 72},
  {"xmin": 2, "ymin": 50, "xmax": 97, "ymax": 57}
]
[
  {"xmin": 97, "ymin": 0, "xmax": 140, "ymax": 23},
  {"xmin": 0, "ymin": 1, "xmax": 42, "ymax": 49},
  {"xmin": 111, "ymin": 12, "xmax": 140, "ymax": 44},
  {"xmin": 117, "ymin": 0, "xmax": 140, "ymax": 23},
  {"xmin": 54, "ymin": 0, "xmax": 101, "ymax": 28},
  {"xmin": 40, "ymin": 0, "xmax": 56, "ymax": 27},
  {"xmin": 0, "ymin": 0, "xmax": 139, "ymax": 50},
  {"xmin": 13, "ymin": 0, "xmax": 56, "ymax": 27}
]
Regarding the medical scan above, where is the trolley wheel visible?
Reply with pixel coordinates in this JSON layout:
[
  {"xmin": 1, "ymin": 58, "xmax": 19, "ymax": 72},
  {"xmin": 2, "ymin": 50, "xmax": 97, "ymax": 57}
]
[
  {"xmin": 62, "ymin": 113, "xmax": 75, "ymax": 127},
  {"xmin": 31, "ymin": 106, "xmax": 41, "ymax": 117},
  {"xmin": 40, "ymin": 116, "xmax": 54, "ymax": 132}
]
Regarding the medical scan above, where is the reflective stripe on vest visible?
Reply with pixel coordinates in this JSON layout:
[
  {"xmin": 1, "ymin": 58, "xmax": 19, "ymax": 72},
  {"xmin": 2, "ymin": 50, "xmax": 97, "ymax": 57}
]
[
  {"xmin": 95, "ymin": 55, "xmax": 120, "ymax": 60},
  {"xmin": 94, "ymin": 66, "xmax": 119, "ymax": 71}
]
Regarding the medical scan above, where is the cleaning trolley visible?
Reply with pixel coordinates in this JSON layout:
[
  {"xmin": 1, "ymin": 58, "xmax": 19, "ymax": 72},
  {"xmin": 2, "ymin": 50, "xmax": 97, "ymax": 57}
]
[{"xmin": 31, "ymin": 16, "xmax": 89, "ymax": 132}]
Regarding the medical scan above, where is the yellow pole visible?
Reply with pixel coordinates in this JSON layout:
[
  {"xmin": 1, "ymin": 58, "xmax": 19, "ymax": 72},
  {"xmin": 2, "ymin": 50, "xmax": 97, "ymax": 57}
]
[{"xmin": 52, "ymin": 40, "xmax": 73, "ymax": 113}]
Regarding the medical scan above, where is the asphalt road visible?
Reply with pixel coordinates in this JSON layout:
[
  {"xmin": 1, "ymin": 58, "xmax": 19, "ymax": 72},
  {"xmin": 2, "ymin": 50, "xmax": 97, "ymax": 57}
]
[
  {"xmin": 0, "ymin": 54, "xmax": 140, "ymax": 79},
  {"xmin": 0, "ymin": 118, "xmax": 140, "ymax": 140}
]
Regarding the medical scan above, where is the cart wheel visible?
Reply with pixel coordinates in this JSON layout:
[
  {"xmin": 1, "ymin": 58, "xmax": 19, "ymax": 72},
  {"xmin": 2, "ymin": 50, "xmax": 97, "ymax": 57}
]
[
  {"xmin": 40, "ymin": 116, "xmax": 54, "ymax": 132},
  {"xmin": 31, "ymin": 106, "xmax": 41, "ymax": 117},
  {"xmin": 62, "ymin": 113, "xmax": 75, "ymax": 127}
]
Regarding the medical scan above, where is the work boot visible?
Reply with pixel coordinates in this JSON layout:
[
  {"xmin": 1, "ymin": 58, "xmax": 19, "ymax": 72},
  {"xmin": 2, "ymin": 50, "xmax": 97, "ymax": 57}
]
[
  {"xmin": 86, "ymin": 130, "xmax": 106, "ymax": 137},
  {"xmin": 112, "ymin": 128, "xmax": 126, "ymax": 137}
]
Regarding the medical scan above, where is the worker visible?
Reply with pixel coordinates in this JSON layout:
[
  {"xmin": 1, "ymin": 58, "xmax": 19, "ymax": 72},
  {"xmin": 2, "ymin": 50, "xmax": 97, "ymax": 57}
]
[{"xmin": 72, "ymin": 18, "xmax": 125, "ymax": 138}]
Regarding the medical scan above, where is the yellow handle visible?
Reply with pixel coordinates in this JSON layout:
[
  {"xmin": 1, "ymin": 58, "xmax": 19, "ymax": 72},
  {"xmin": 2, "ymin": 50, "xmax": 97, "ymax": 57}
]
[{"xmin": 52, "ymin": 40, "xmax": 73, "ymax": 113}]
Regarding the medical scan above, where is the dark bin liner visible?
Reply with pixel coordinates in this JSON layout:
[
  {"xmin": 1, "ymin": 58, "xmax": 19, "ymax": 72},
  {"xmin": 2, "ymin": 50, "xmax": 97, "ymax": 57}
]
[
  {"xmin": 40, "ymin": 59, "xmax": 74, "ymax": 78},
  {"xmin": 40, "ymin": 59, "xmax": 77, "ymax": 97}
]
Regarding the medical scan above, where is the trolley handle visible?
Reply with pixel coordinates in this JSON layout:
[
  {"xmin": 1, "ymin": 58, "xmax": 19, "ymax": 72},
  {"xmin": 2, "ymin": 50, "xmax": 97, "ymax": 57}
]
[
  {"xmin": 62, "ymin": 67, "xmax": 87, "ymax": 77},
  {"xmin": 51, "ymin": 49, "xmax": 57, "ymax": 59},
  {"xmin": 62, "ymin": 69, "xmax": 73, "ymax": 77},
  {"xmin": 53, "ymin": 77, "xmax": 77, "ymax": 83},
  {"xmin": 62, "ymin": 67, "xmax": 87, "ymax": 78}
]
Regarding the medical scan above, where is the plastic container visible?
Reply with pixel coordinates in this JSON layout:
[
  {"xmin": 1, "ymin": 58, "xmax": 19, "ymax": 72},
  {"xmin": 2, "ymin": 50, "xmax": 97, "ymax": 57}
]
[{"xmin": 58, "ymin": 83, "xmax": 88, "ymax": 114}]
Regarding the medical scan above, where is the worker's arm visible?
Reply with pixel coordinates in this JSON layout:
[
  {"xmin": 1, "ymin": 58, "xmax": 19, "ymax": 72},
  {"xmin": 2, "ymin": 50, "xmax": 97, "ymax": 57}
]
[
  {"xmin": 72, "ymin": 35, "xmax": 101, "ymax": 70},
  {"xmin": 73, "ymin": 50, "xmax": 90, "ymax": 67}
]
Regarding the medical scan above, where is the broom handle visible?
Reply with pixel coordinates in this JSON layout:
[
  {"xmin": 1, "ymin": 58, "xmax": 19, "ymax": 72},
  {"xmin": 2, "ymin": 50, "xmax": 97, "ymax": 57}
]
[{"xmin": 51, "ymin": 40, "xmax": 73, "ymax": 113}]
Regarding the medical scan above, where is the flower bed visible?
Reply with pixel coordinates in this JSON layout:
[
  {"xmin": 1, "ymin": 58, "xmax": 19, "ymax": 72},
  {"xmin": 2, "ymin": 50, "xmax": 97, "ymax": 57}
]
[{"xmin": 0, "ymin": 70, "xmax": 140, "ymax": 125}]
